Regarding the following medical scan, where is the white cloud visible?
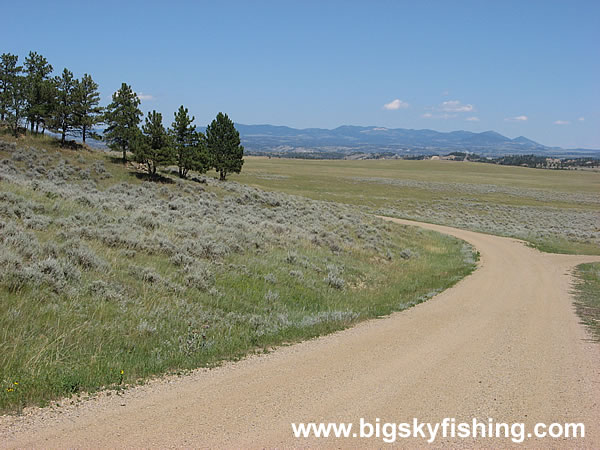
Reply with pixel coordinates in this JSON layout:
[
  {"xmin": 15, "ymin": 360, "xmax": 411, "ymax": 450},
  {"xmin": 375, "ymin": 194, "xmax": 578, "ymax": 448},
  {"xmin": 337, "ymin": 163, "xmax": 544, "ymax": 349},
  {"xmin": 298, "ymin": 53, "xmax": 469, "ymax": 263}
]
[
  {"xmin": 442, "ymin": 90, "xmax": 450, "ymax": 96},
  {"xmin": 578, "ymin": 117, "xmax": 585, "ymax": 121},
  {"xmin": 439, "ymin": 100, "xmax": 474, "ymax": 112},
  {"xmin": 553, "ymin": 120, "xmax": 570, "ymax": 125},
  {"xmin": 466, "ymin": 116, "xmax": 480, "ymax": 122},
  {"xmin": 383, "ymin": 99, "xmax": 409, "ymax": 110},
  {"xmin": 421, "ymin": 112, "xmax": 456, "ymax": 119},
  {"xmin": 137, "ymin": 92, "xmax": 154, "ymax": 101},
  {"xmin": 505, "ymin": 115, "xmax": 528, "ymax": 122}
]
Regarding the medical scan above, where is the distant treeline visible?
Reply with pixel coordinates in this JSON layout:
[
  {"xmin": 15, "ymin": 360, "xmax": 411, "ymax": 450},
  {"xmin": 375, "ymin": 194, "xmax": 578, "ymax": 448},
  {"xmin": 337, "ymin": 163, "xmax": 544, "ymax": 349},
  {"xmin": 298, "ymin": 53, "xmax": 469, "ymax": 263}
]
[
  {"xmin": 489, "ymin": 155, "xmax": 599, "ymax": 169},
  {"xmin": 249, "ymin": 150, "xmax": 599, "ymax": 168},
  {"xmin": 441, "ymin": 152, "xmax": 599, "ymax": 169},
  {"xmin": 248, "ymin": 151, "xmax": 400, "ymax": 160},
  {"xmin": 0, "ymin": 51, "xmax": 244, "ymax": 180},
  {"xmin": 350, "ymin": 151, "xmax": 599, "ymax": 169}
]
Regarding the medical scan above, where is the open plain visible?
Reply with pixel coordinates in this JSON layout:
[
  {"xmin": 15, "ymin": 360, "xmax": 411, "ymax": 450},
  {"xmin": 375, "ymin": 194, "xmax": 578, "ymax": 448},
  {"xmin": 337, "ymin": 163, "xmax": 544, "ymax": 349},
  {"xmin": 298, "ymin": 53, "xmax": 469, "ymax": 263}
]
[{"xmin": 238, "ymin": 157, "xmax": 600, "ymax": 255}]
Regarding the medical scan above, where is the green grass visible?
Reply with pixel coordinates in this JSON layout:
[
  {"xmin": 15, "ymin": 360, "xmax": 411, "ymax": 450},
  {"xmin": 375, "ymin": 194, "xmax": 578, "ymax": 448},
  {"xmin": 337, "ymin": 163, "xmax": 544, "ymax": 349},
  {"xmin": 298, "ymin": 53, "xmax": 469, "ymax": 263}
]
[
  {"xmin": 234, "ymin": 157, "xmax": 599, "ymax": 201},
  {"xmin": 527, "ymin": 238, "xmax": 600, "ymax": 255},
  {"xmin": 572, "ymin": 263, "xmax": 600, "ymax": 342},
  {"xmin": 230, "ymin": 157, "xmax": 600, "ymax": 255},
  {"xmin": 0, "ymin": 134, "xmax": 477, "ymax": 413}
]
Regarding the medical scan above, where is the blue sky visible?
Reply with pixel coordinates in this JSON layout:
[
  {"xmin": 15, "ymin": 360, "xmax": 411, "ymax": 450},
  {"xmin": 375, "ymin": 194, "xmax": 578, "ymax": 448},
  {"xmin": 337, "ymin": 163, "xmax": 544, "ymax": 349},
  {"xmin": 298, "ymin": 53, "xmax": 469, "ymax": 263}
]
[{"xmin": 3, "ymin": 0, "xmax": 599, "ymax": 148}]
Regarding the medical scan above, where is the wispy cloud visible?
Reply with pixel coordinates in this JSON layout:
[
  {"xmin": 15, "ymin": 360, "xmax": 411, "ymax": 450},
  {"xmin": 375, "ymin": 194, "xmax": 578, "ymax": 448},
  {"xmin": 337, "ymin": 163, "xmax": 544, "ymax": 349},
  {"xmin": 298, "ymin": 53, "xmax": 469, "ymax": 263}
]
[
  {"xmin": 137, "ymin": 92, "xmax": 154, "ymax": 101},
  {"xmin": 424, "ymin": 100, "xmax": 474, "ymax": 117},
  {"xmin": 553, "ymin": 120, "xmax": 570, "ymax": 125},
  {"xmin": 578, "ymin": 117, "xmax": 585, "ymax": 121},
  {"xmin": 383, "ymin": 99, "xmax": 409, "ymax": 110},
  {"xmin": 505, "ymin": 115, "xmax": 528, "ymax": 122},
  {"xmin": 421, "ymin": 112, "xmax": 456, "ymax": 119},
  {"xmin": 439, "ymin": 100, "xmax": 474, "ymax": 112},
  {"xmin": 466, "ymin": 116, "xmax": 480, "ymax": 122}
]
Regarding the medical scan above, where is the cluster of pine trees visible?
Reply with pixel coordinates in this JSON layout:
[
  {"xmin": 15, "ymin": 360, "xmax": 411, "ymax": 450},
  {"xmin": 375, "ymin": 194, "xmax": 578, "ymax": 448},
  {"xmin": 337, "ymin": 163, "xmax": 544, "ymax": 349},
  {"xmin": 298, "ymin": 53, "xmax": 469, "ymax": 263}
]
[
  {"xmin": 105, "ymin": 84, "xmax": 243, "ymax": 180},
  {"xmin": 0, "ymin": 52, "xmax": 101, "ymax": 145},
  {"xmin": 0, "ymin": 51, "xmax": 244, "ymax": 180}
]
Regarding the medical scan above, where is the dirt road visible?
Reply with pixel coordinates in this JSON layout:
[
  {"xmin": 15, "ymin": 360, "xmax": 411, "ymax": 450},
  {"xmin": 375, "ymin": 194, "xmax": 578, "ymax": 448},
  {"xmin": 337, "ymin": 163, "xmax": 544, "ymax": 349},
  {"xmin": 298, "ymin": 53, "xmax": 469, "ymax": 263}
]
[{"xmin": 2, "ymin": 218, "xmax": 599, "ymax": 448}]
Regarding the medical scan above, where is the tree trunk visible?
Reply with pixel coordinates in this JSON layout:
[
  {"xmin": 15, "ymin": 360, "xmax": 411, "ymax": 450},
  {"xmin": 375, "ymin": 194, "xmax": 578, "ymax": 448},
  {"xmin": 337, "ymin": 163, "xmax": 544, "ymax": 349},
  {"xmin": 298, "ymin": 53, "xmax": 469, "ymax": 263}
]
[
  {"xmin": 82, "ymin": 125, "xmax": 87, "ymax": 143},
  {"xmin": 219, "ymin": 170, "xmax": 226, "ymax": 181},
  {"xmin": 30, "ymin": 120, "xmax": 34, "ymax": 134},
  {"xmin": 122, "ymin": 148, "xmax": 127, "ymax": 163},
  {"xmin": 61, "ymin": 129, "xmax": 66, "ymax": 146}
]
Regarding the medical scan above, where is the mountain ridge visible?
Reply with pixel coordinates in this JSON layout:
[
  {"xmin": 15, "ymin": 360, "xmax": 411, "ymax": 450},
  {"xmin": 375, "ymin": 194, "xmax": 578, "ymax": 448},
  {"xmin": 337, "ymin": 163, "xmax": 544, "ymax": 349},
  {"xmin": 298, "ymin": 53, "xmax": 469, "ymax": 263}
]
[
  {"xmin": 220, "ymin": 123, "xmax": 600, "ymax": 157},
  {"xmin": 88, "ymin": 123, "xmax": 597, "ymax": 158}
]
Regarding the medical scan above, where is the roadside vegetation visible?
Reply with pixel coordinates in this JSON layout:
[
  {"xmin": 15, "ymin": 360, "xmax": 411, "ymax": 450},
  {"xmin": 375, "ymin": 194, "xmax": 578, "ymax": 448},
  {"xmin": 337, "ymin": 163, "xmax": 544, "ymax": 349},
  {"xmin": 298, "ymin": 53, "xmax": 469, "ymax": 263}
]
[
  {"xmin": 236, "ymin": 157, "xmax": 600, "ymax": 255},
  {"xmin": 0, "ymin": 135, "xmax": 477, "ymax": 413},
  {"xmin": 573, "ymin": 263, "xmax": 600, "ymax": 342}
]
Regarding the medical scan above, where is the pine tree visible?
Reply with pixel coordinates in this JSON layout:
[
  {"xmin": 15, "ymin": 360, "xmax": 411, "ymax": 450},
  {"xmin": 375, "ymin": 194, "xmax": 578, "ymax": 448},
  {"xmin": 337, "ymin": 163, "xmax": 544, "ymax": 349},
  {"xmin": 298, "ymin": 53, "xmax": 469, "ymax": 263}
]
[
  {"xmin": 24, "ymin": 51, "xmax": 53, "ymax": 134},
  {"xmin": 50, "ymin": 68, "xmax": 78, "ymax": 146},
  {"xmin": 6, "ymin": 75, "xmax": 27, "ymax": 136},
  {"xmin": 38, "ymin": 78, "xmax": 57, "ymax": 135},
  {"xmin": 170, "ymin": 105, "xmax": 207, "ymax": 178},
  {"xmin": 74, "ymin": 74, "xmax": 102, "ymax": 143},
  {"xmin": 103, "ymin": 83, "xmax": 142, "ymax": 163},
  {"xmin": 0, "ymin": 53, "xmax": 22, "ymax": 123},
  {"xmin": 205, "ymin": 112, "xmax": 244, "ymax": 180},
  {"xmin": 136, "ymin": 110, "xmax": 174, "ymax": 175}
]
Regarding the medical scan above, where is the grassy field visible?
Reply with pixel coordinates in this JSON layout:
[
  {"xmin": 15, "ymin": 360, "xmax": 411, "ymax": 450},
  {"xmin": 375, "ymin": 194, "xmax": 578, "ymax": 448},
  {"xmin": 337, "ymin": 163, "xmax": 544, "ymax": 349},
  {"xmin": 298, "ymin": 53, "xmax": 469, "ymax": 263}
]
[
  {"xmin": 233, "ymin": 157, "xmax": 600, "ymax": 254},
  {"xmin": 573, "ymin": 263, "xmax": 600, "ymax": 342},
  {"xmin": 0, "ymin": 135, "xmax": 477, "ymax": 413}
]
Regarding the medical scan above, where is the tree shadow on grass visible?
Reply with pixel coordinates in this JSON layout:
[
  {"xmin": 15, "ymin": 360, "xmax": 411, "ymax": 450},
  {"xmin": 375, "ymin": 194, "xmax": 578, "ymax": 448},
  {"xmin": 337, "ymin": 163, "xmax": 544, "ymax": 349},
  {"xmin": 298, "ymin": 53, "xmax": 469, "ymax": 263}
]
[
  {"xmin": 129, "ymin": 171, "xmax": 175, "ymax": 184},
  {"xmin": 61, "ymin": 140, "xmax": 86, "ymax": 151},
  {"xmin": 164, "ymin": 168, "xmax": 207, "ymax": 184},
  {"xmin": 190, "ymin": 176, "xmax": 207, "ymax": 184}
]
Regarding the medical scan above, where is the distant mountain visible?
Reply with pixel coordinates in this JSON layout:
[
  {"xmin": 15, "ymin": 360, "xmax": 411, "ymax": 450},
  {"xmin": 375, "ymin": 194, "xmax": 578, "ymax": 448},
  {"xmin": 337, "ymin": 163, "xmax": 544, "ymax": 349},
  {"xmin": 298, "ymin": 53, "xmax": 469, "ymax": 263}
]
[
  {"xmin": 511, "ymin": 135, "xmax": 539, "ymax": 146},
  {"xmin": 89, "ymin": 123, "xmax": 598, "ymax": 159},
  {"xmin": 224, "ymin": 124, "xmax": 597, "ymax": 158}
]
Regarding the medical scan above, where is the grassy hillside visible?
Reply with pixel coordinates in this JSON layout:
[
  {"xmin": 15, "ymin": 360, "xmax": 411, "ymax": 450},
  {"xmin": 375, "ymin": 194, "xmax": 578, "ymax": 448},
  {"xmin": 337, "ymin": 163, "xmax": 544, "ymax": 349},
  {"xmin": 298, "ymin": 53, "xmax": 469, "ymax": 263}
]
[
  {"xmin": 235, "ymin": 157, "xmax": 600, "ymax": 254},
  {"xmin": 0, "ymin": 136, "xmax": 477, "ymax": 413}
]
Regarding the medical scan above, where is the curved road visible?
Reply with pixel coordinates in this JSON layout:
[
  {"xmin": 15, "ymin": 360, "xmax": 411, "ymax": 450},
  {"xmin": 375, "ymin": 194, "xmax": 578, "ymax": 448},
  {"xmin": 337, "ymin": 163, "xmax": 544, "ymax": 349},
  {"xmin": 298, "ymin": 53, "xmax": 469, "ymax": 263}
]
[{"xmin": 2, "ymin": 218, "xmax": 599, "ymax": 448}]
